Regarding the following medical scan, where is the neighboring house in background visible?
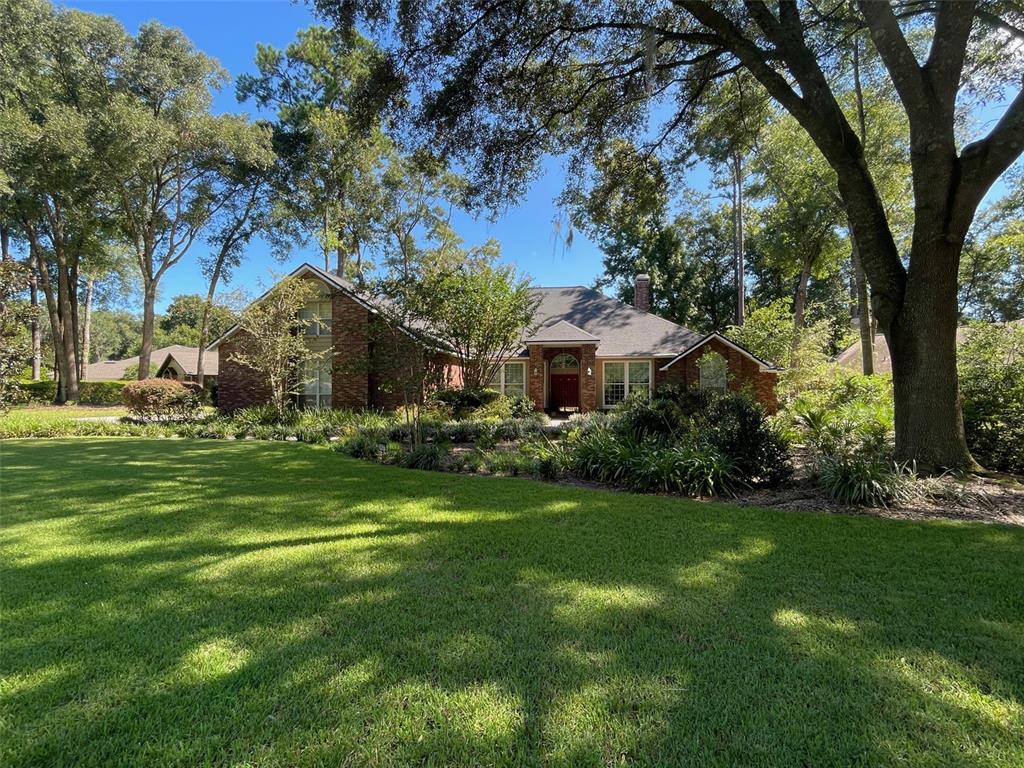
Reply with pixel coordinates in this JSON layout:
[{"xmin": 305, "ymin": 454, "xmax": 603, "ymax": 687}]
[
  {"xmin": 85, "ymin": 344, "xmax": 218, "ymax": 388},
  {"xmin": 836, "ymin": 329, "xmax": 973, "ymax": 375},
  {"xmin": 211, "ymin": 263, "xmax": 781, "ymax": 414},
  {"xmin": 153, "ymin": 346, "xmax": 219, "ymax": 383}
]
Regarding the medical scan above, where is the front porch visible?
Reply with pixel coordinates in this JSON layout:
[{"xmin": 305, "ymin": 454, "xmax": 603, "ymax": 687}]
[{"xmin": 526, "ymin": 342, "xmax": 599, "ymax": 414}]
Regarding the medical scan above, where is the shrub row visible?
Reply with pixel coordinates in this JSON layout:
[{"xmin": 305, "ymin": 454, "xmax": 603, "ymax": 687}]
[
  {"xmin": 793, "ymin": 398, "xmax": 912, "ymax": 507},
  {"xmin": 566, "ymin": 428, "xmax": 741, "ymax": 497},
  {"xmin": 428, "ymin": 388, "xmax": 535, "ymax": 420},
  {"xmin": 611, "ymin": 386, "xmax": 792, "ymax": 487},
  {"xmin": 18, "ymin": 380, "xmax": 127, "ymax": 406}
]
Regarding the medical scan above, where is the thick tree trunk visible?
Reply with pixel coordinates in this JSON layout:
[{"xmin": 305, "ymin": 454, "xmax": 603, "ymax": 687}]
[
  {"xmin": 80, "ymin": 277, "xmax": 93, "ymax": 381},
  {"xmin": 850, "ymin": 237, "xmax": 874, "ymax": 375},
  {"xmin": 34, "ymin": 245, "xmax": 77, "ymax": 403},
  {"xmin": 138, "ymin": 282, "xmax": 157, "ymax": 379},
  {"xmin": 885, "ymin": 240, "xmax": 976, "ymax": 471},
  {"xmin": 54, "ymin": 250, "xmax": 79, "ymax": 403}
]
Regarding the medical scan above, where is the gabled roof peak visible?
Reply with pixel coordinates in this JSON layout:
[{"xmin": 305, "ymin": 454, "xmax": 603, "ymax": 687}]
[{"xmin": 525, "ymin": 319, "xmax": 600, "ymax": 344}]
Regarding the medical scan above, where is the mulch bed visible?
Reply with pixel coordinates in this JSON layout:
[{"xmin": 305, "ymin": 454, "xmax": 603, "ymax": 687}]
[{"xmin": 731, "ymin": 476, "xmax": 1024, "ymax": 527}]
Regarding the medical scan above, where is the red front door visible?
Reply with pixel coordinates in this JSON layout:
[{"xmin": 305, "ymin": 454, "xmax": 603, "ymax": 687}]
[{"xmin": 551, "ymin": 374, "xmax": 580, "ymax": 410}]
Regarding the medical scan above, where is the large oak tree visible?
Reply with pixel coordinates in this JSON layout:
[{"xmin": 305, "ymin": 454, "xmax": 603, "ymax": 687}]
[{"xmin": 319, "ymin": 0, "xmax": 1024, "ymax": 470}]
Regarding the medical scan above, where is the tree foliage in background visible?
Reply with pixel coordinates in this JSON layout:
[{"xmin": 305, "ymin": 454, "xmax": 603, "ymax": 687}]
[
  {"xmin": 237, "ymin": 27, "xmax": 400, "ymax": 280},
  {"xmin": 108, "ymin": 24, "xmax": 261, "ymax": 380},
  {"xmin": 159, "ymin": 295, "xmax": 239, "ymax": 347},
  {"xmin": 1, "ymin": 0, "xmax": 127, "ymax": 402},
  {"xmin": 322, "ymin": 0, "xmax": 1024, "ymax": 470},
  {"xmin": 0, "ymin": 260, "xmax": 34, "ymax": 412},
  {"xmin": 1, "ymin": 1, "xmax": 271, "ymax": 394},
  {"xmin": 572, "ymin": 140, "xmax": 738, "ymax": 333},
  {"xmin": 957, "ymin": 321, "xmax": 1024, "ymax": 473},
  {"xmin": 959, "ymin": 172, "xmax": 1024, "ymax": 322}
]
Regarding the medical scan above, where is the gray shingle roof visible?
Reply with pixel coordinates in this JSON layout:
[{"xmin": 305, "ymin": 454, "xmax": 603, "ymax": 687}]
[
  {"xmin": 213, "ymin": 265, "xmax": 710, "ymax": 361},
  {"xmin": 524, "ymin": 319, "xmax": 600, "ymax": 344},
  {"xmin": 524, "ymin": 286, "xmax": 703, "ymax": 357},
  {"xmin": 155, "ymin": 346, "xmax": 219, "ymax": 377}
]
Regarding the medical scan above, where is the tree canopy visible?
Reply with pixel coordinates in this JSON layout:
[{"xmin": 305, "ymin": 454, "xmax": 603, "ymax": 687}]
[{"xmin": 316, "ymin": 0, "xmax": 1024, "ymax": 469}]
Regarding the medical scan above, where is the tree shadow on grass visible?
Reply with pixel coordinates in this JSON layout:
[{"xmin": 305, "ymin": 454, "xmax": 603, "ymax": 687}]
[{"xmin": 2, "ymin": 439, "xmax": 1023, "ymax": 766}]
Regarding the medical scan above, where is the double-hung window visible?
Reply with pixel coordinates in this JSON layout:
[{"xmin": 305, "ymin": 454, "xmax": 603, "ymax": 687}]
[
  {"xmin": 301, "ymin": 358, "xmax": 332, "ymax": 408},
  {"xmin": 488, "ymin": 362, "xmax": 526, "ymax": 396},
  {"xmin": 299, "ymin": 300, "xmax": 332, "ymax": 336},
  {"xmin": 603, "ymin": 361, "xmax": 651, "ymax": 407}
]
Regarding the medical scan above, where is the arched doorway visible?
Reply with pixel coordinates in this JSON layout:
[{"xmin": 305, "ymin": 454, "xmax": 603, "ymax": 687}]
[{"xmin": 549, "ymin": 353, "xmax": 580, "ymax": 410}]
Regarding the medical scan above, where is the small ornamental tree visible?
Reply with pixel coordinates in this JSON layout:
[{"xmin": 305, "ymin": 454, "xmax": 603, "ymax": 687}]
[
  {"xmin": 228, "ymin": 277, "xmax": 325, "ymax": 412},
  {"xmin": 423, "ymin": 262, "xmax": 537, "ymax": 391}
]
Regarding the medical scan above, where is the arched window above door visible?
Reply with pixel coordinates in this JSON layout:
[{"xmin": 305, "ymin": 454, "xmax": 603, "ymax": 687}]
[{"xmin": 550, "ymin": 353, "xmax": 579, "ymax": 371}]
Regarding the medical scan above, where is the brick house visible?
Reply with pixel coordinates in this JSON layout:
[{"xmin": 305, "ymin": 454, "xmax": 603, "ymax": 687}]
[{"xmin": 211, "ymin": 264, "xmax": 780, "ymax": 413}]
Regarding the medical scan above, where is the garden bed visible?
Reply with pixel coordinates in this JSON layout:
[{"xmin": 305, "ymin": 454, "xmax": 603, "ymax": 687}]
[
  {"xmin": 732, "ymin": 474, "xmax": 1024, "ymax": 526},
  {"xmin": 4, "ymin": 390, "xmax": 1021, "ymax": 526}
]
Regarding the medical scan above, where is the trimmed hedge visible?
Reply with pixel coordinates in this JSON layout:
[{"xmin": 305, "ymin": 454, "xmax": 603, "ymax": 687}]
[
  {"xmin": 81, "ymin": 381, "xmax": 127, "ymax": 405},
  {"xmin": 18, "ymin": 381, "xmax": 56, "ymax": 403},
  {"xmin": 18, "ymin": 380, "xmax": 127, "ymax": 406},
  {"xmin": 122, "ymin": 379, "xmax": 203, "ymax": 420}
]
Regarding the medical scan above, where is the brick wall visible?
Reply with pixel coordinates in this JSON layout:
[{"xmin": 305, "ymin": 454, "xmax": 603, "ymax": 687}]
[
  {"xmin": 216, "ymin": 331, "xmax": 272, "ymax": 412},
  {"xmin": 528, "ymin": 346, "xmax": 545, "ymax": 411},
  {"xmin": 522, "ymin": 345, "xmax": 599, "ymax": 413},
  {"xmin": 579, "ymin": 344, "xmax": 597, "ymax": 412},
  {"xmin": 653, "ymin": 337, "xmax": 779, "ymax": 413},
  {"xmin": 366, "ymin": 319, "xmax": 465, "ymax": 411},
  {"xmin": 331, "ymin": 292, "xmax": 369, "ymax": 409}
]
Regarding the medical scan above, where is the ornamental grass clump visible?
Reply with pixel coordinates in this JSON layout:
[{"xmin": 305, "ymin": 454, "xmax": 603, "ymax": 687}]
[{"xmin": 796, "ymin": 403, "xmax": 914, "ymax": 507}]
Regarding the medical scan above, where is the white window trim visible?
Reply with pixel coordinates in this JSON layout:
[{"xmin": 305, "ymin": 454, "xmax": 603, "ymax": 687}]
[
  {"xmin": 602, "ymin": 360, "xmax": 652, "ymax": 408},
  {"xmin": 490, "ymin": 361, "xmax": 526, "ymax": 396}
]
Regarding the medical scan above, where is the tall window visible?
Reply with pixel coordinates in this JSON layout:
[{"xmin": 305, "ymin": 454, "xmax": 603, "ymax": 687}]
[
  {"xmin": 698, "ymin": 352, "xmax": 727, "ymax": 393},
  {"xmin": 550, "ymin": 353, "xmax": 579, "ymax": 371},
  {"xmin": 299, "ymin": 300, "xmax": 332, "ymax": 336},
  {"xmin": 301, "ymin": 358, "xmax": 332, "ymax": 408},
  {"xmin": 603, "ymin": 361, "xmax": 651, "ymax": 407},
  {"xmin": 488, "ymin": 361, "xmax": 526, "ymax": 396}
]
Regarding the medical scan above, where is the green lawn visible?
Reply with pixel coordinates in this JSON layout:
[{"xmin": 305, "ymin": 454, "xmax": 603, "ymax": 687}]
[
  {"xmin": 2, "ymin": 439, "xmax": 1022, "ymax": 767},
  {"xmin": 1, "ymin": 404, "xmax": 128, "ymax": 427}
]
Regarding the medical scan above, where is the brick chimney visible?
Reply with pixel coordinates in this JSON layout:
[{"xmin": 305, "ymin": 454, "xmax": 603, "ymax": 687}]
[{"xmin": 633, "ymin": 274, "xmax": 651, "ymax": 312}]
